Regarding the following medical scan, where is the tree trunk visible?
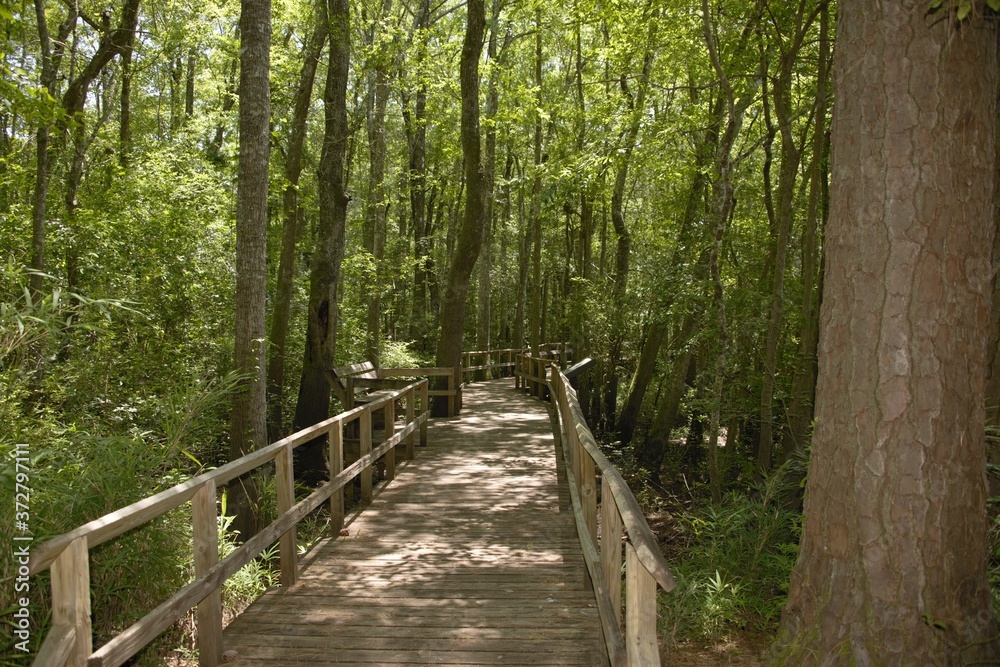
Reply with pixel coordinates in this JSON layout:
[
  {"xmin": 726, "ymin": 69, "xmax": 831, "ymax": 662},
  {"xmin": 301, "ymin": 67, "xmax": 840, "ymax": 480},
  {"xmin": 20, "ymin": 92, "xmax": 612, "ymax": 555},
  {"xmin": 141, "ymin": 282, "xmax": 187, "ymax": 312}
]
[
  {"xmin": 434, "ymin": 0, "xmax": 486, "ymax": 414},
  {"xmin": 756, "ymin": 0, "xmax": 819, "ymax": 477},
  {"xmin": 701, "ymin": 0, "xmax": 752, "ymax": 506},
  {"xmin": 363, "ymin": 0, "xmax": 392, "ymax": 367},
  {"xmin": 606, "ymin": 38, "xmax": 655, "ymax": 432},
  {"xmin": 617, "ymin": 321, "xmax": 666, "ymax": 447},
  {"xmin": 292, "ymin": 0, "xmax": 351, "ymax": 482},
  {"xmin": 783, "ymin": 3, "xmax": 829, "ymax": 462},
  {"xmin": 184, "ymin": 49, "xmax": 195, "ymax": 119},
  {"xmin": 266, "ymin": 0, "xmax": 328, "ymax": 443},
  {"xmin": 528, "ymin": 9, "xmax": 543, "ymax": 358},
  {"xmin": 771, "ymin": 2, "xmax": 999, "ymax": 661},
  {"xmin": 30, "ymin": 0, "xmax": 57, "ymax": 298},
  {"xmin": 119, "ymin": 19, "xmax": 134, "ymax": 167},
  {"xmin": 228, "ymin": 0, "xmax": 271, "ymax": 541},
  {"xmin": 405, "ymin": 0, "xmax": 431, "ymax": 351}
]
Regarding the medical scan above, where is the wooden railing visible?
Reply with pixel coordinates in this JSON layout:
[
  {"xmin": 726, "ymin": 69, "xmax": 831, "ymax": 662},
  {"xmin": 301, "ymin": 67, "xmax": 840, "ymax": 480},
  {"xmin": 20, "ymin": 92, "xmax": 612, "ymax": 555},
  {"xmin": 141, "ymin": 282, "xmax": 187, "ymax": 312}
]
[
  {"xmin": 460, "ymin": 348, "xmax": 522, "ymax": 382},
  {"xmin": 548, "ymin": 366, "xmax": 676, "ymax": 667},
  {"xmin": 514, "ymin": 344, "xmax": 569, "ymax": 398},
  {"xmin": 28, "ymin": 379, "xmax": 431, "ymax": 667},
  {"xmin": 377, "ymin": 366, "xmax": 458, "ymax": 416}
]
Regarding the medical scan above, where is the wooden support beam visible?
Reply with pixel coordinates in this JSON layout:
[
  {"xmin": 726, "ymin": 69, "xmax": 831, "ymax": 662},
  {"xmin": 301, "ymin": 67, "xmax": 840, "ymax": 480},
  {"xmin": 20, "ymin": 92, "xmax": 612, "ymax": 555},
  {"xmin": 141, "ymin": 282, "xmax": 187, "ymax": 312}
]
[
  {"xmin": 385, "ymin": 399, "xmax": 396, "ymax": 482},
  {"xmin": 625, "ymin": 542, "xmax": 659, "ymax": 666},
  {"xmin": 420, "ymin": 382, "xmax": 429, "ymax": 447},
  {"xmin": 329, "ymin": 421, "xmax": 344, "ymax": 535},
  {"xmin": 602, "ymin": 476, "xmax": 624, "ymax": 626},
  {"xmin": 192, "ymin": 480, "xmax": 223, "ymax": 666},
  {"xmin": 405, "ymin": 387, "xmax": 415, "ymax": 460},
  {"xmin": 50, "ymin": 536, "xmax": 91, "ymax": 667},
  {"xmin": 275, "ymin": 444, "xmax": 298, "ymax": 587},
  {"xmin": 360, "ymin": 409, "xmax": 373, "ymax": 505}
]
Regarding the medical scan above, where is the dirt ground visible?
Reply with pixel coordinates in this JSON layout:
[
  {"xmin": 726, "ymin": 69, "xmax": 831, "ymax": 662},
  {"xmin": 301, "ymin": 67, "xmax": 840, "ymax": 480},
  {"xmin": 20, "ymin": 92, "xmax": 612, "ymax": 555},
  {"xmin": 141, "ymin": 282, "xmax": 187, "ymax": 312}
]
[{"xmin": 664, "ymin": 631, "xmax": 770, "ymax": 666}]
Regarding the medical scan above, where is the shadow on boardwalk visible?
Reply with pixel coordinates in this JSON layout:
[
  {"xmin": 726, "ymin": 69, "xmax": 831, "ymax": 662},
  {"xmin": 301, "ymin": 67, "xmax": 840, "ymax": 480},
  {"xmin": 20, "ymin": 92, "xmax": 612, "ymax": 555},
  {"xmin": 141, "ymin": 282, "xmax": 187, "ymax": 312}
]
[{"xmin": 223, "ymin": 379, "xmax": 603, "ymax": 666}]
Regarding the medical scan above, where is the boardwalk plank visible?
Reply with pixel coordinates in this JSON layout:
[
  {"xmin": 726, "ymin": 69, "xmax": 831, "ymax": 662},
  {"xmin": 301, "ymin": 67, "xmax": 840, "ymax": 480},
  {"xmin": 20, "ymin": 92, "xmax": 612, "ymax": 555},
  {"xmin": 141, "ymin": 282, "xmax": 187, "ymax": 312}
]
[{"xmin": 223, "ymin": 380, "xmax": 603, "ymax": 666}]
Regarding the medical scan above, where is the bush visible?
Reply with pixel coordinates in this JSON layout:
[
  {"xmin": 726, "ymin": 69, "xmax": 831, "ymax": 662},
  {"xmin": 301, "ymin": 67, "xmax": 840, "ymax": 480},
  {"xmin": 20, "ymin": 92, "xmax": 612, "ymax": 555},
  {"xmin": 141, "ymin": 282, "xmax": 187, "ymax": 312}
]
[{"xmin": 659, "ymin": 464, "xmax": 801, "ymax": 644}]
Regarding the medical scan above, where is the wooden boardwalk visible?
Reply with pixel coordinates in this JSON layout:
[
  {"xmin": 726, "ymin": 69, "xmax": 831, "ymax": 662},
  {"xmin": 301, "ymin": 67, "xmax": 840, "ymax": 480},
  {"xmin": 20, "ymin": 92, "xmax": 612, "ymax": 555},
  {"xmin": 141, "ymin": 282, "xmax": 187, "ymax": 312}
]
[{"xmin": 223, "ymin": 379, "xmax": 604, "ymax": 666}]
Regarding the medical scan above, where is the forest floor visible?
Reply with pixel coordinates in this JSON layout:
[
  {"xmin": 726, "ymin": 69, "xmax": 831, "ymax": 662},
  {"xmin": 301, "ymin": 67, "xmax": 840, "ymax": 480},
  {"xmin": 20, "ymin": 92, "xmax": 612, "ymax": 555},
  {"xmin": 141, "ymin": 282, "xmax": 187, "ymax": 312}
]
[{"xmin": 646, "ymin": 499, "xmax": 774, "ymax": 667}]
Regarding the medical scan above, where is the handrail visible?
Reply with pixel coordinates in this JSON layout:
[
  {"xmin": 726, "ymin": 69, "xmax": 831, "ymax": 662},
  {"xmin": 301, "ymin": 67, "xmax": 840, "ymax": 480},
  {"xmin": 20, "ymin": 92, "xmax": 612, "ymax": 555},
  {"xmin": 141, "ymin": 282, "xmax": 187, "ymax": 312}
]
[
  {"xmin": 29, "ymin": 378, "xmax": 431, "ymax": 667},
  {"xmin": 462, "ymin": 343, "xmax": 569, "ymax": 384},
  {"xmin": 547, "ymin": 365, "xmax": 675, "ymax": 667}
]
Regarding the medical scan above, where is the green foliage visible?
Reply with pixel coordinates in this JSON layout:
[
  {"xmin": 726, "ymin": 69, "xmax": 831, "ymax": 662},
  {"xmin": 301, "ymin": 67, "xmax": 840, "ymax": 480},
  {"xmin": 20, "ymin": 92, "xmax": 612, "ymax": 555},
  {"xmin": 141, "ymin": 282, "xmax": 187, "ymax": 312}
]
[
  {"xmin": 659, "ymin": 467, "xmax": 801, "ymax": 643},
  {"xmin": 927, "ymin": 0, "xmax": 1000, "ymax": 18}
]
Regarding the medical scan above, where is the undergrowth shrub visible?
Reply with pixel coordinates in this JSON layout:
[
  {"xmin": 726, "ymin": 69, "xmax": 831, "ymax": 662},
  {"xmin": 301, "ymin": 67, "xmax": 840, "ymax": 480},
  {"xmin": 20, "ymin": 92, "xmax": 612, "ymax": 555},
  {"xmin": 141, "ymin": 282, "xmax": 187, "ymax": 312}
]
[{"xmin": 659, "ymin": 463, "xmax": 801, "ymax": 644}]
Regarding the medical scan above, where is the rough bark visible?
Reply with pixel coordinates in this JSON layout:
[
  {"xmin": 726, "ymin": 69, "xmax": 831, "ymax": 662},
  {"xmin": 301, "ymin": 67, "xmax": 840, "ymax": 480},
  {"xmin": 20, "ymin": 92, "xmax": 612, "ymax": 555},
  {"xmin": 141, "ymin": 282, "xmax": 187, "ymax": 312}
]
[
  {"xmin": 228, "ymin": 0, "xmax": 271, "ymax": 541},
  {"xmin": 266, "ymin": 0, "xmax": 328, "ymax": 443},
  {"xmin": 434, "ymin": 0, "xmax": 486, "ymax": 413},
  {"xmin": 292, "ymin": 0, "xmax": 351, "ymax": 482},
  {"xmin": 771, "ymin": 2, "xmax": 999, "ymax": 662}
]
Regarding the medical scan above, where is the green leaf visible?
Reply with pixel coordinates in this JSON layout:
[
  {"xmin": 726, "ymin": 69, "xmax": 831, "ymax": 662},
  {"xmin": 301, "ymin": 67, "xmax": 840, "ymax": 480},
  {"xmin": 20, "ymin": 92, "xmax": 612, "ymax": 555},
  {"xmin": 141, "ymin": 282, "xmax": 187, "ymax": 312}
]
[
  {"xmin": 957, "ymin": 0, "xmax": 972, "ymax": 19},
  {"xmin": 989, "ymin": 0, "xmax": 1000, "ymax": 11}
]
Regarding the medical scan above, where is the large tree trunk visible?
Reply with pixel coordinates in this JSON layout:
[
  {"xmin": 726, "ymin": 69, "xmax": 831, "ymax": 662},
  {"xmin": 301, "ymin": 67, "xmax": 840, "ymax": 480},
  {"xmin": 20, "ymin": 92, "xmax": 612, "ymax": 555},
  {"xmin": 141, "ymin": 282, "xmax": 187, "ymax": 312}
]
[
  {"xmin": 434, "ymin": 0, "xmax": 486, "ymax": 413},
  {"xmin": 771, "ymin": 2, "xmax": 999, "ymax": 662},
  {"xmin": 292, "ymin": 0, "xmax": 351, "ymax": 482},
  {"xmin": 266, "ymin": 0, "xmax": 328, "ymax": 443},
  {"xmin": 228, "ymin": 0, "xmax": 271, "ymax": 541}
]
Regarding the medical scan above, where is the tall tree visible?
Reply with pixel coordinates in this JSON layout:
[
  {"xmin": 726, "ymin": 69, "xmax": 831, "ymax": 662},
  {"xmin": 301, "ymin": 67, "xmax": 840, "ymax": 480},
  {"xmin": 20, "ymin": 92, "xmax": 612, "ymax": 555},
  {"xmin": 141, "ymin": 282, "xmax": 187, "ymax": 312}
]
[
  {"xmin": 404, "ymin": 0, "xmax": 431, "ymax": 351},
  {"xmin": 771, "ymin": 2, "xmax": 999, "ymax": 661},
  {"xmin": 266, "ymin": 0, "xmax": 328, "ymax": 442},
  {"xmin": 363, "ymin": 0, "xmax": 393, "ymax": 367},
  {"xmin": 292, "ymin": 0, "xmax": 351, "ymax": 481},
  {"xmin": 434, "ymin": 0, "xmax": 486, "ymax": 410},
  {"xmin": 755, "ymin": 0, "xmax": 824, "ymax": 477},
  {"xmin": 228, "ymin": 0, "xmax": 271, "ymax": 540}
]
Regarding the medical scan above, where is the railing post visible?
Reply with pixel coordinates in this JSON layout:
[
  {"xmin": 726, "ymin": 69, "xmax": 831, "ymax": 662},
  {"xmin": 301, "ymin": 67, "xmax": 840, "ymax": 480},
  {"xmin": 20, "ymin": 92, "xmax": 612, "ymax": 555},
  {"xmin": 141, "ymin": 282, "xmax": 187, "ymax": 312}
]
[
  {"xmin": 50, "ymin": 536, "xmax": 92, "ymax": 667},
  {"xmin": 192, "ymin": 480, "xmax": 223, "ymax": 666},
  {"xmin": 625, "ymin": 542, "xmax": 659, "ymax": 666},
  {"xmin": 601, "ymin": 478, "xmax": 624, "ymax": 626},
  {"xmin": 329, "ymin": 420, "xmax": 344, "ymax": 534},
  {"xmin": 361, "ymin": 408, "xmax": 373, "ymax": 505},
  {"xmin": 406, "ymin": 386, "xmax": 416, "ymax": 460},
  {"xmin": 419, "ymin": 380, "xmax": 429, "ymax": 447},
  {"xmin": 448, "ymin": 366, "xmax": 457, "ymax": 416},
  {"xmin": 275, "ymin": 444, "xmax": 298, "ymax": 587},
  {"xmin": 385, "ymin": 398, "xmax": 396, "ymax": 482}
]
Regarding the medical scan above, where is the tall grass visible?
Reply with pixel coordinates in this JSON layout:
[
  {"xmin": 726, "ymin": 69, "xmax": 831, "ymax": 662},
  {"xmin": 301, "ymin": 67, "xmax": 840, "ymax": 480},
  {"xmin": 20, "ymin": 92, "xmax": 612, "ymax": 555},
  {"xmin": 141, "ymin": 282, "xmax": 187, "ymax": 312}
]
[{"xmin": 659, "ymin": 463, "xmax": 801, "ymax": 644}]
